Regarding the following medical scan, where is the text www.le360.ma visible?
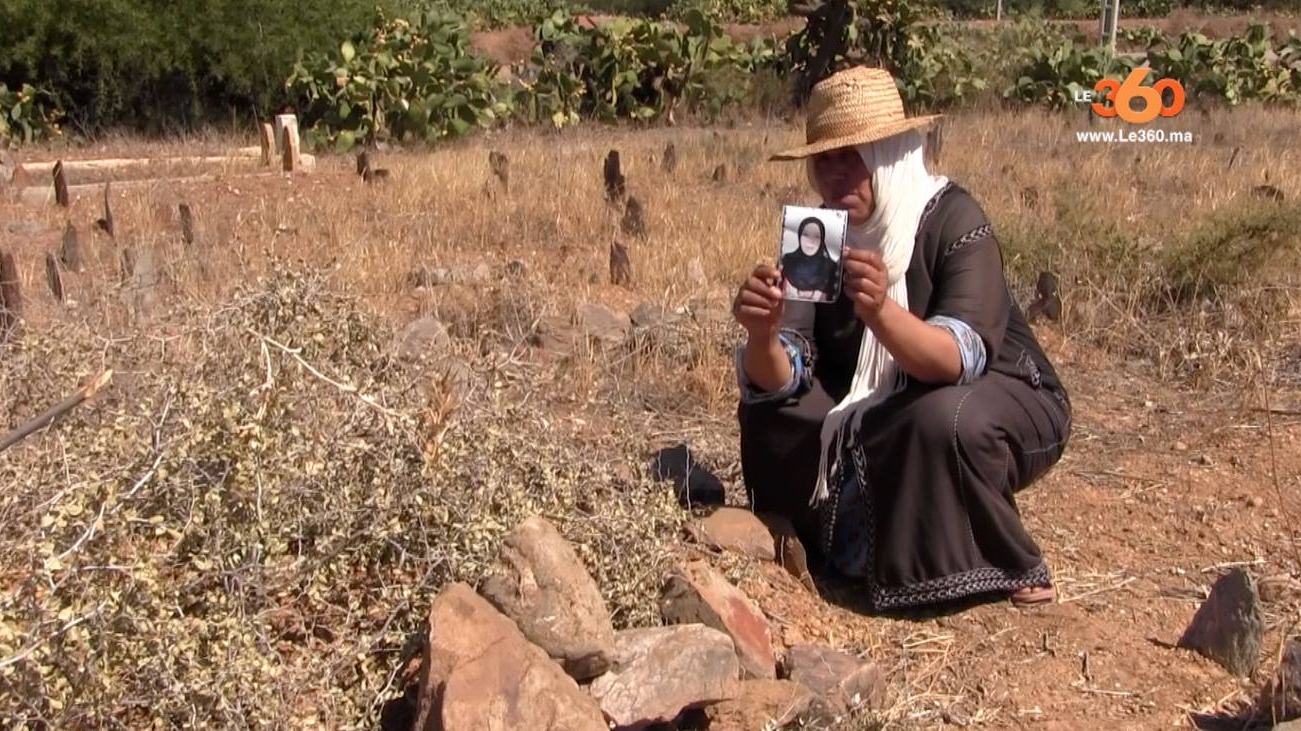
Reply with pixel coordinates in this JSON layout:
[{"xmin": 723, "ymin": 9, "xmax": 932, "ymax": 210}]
[{"xmin": 1075, "ymin": 129, "xmax": 1194, "ymax": 144}]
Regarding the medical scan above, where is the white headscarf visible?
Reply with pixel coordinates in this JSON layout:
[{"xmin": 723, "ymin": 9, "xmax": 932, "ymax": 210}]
[{"xmin": 809, "ymin": 129, "xmax": 949, "ymax": 505}]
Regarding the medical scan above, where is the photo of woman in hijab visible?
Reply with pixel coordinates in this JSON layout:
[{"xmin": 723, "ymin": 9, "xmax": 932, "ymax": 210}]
[{"xmin": 780, "ymin": 212, "xmax": 844, "ymax": 302}]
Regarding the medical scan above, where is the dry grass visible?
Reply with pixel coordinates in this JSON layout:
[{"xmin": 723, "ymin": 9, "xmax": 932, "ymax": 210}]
[{"xmin": 2, "ymin": 103, "xmax": 1300, "ymax": 728}]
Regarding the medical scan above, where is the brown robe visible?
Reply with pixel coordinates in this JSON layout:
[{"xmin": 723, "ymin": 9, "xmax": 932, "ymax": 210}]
[{"xmin": 738, "ymin": 182, "xmax": 1071, "ymax": 611}]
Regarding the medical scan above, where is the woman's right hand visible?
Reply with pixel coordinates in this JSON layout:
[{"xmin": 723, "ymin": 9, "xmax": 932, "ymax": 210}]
[{"xmin": 732, "ymin": 264, "xmax": 785, "ymax": 341}]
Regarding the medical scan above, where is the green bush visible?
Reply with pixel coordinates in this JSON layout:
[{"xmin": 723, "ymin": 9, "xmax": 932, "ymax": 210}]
[
  {"xmin": 783, "ymin": 0, "xmax": 988, "ymax": 111},
  {"xmin": 1004, "ymin": 42, "xmax": 1136, "ymax": 109},
  {"xmin": 1146, "ymin": 25, "xmax": 1299, "ymax": 105},
  {"xmin": 516, "ymin": 9, "xmax": 774, "ymax": 126},
  {"xmin": 1162, "ymin": 199, "xmax": 1301, "ymax": 304},
  {"xmin": 0, "ymin": 0, "xmax": 396, "ymax": 133},
  {"xmin": 667, "ymin": 0, "xmax": 789, "ymax": 24},
  {"xmin": 287, "ymin": 10, "xmax": 509, "ymax": 150},
  {"xmin": 0, "ymin": 82, "xmax": 63, "ymax": 145},
  {"xmin": 414, "ymin": 0, "xmax": 584, "ymax": 30},
  {"xmin": 1005, "ymin": 22, "xmax": 1301, "ymax": 110}
]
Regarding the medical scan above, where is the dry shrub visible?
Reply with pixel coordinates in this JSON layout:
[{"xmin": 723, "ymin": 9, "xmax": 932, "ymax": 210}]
[{"xmin": 0, "ymin": 264, "xmax": 685, "ymax": 729}]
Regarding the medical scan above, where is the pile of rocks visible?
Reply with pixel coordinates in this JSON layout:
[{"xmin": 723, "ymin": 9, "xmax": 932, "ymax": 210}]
[{"xmin": 391, "ymin": 514, "xmax": 883, "ymax": 731}]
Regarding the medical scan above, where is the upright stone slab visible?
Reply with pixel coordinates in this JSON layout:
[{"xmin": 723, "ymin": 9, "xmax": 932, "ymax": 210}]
[
  {"xmin": 479, "ymin": 516, "xmax": 616, "ymax": 681},
  {"xmin": 1177, "ymin": 568, "xmax": 1265, "ymax": 677},
  {"xmin": 660, "ymin": 560, "xmax": 775, "ymax": 679},
  {"xmin": 411, "ymin": 583, "xmax": 606, "ymax": 731}
]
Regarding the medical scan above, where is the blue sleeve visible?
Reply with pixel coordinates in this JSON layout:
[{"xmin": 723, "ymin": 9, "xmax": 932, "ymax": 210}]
[
  {"xmin": 736, "ymin": 329, "xmax": 814, "ymax": 404},
  {"xmin": 927, "ymin": 315, "xmax": 987, "ymax": 386}
]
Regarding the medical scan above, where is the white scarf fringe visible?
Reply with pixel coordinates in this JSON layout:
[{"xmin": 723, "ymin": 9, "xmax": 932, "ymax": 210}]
[{"xmin": 810, "ymin": 130, "xmax": 949, "ymax": 506}]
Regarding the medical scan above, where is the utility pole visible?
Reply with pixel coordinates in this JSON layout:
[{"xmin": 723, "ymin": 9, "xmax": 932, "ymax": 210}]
[
  {"xmin": 1100, "ymin": 0, "xmax": 1121, "ymax": 54},
  {"xmin": 1110, "ymin": 0, "xmax": 1121, "ymax": 55}
]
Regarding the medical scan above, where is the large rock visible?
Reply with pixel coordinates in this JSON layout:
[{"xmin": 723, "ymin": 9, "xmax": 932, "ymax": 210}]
[
  {"xmin": 660, "ymin": 561, "xmax": 775, "ymax": 680},
  {"xmin": 784, "ymin": 644, "xmax": 886, "ymax": 714},
  {"xmin": 441, "ymin": 631, "xmax": 609, "ymax": 731},
  {"xmin": 411, "ymin": 583, "xmax": 606, "ymax": 731},
  {"xmin": 1258, "ymin": 641, "xmax": 1301, "ymax": 723},
  {"xmin": 1177, "ymin": 568, "xmax": 1265, "ymax": 677},
  {"xmin": 578, "ymin": 302, "xmax": 630, "ymax": 345},
  {"xmin": 589, "ymin": 625, "xmax": 739, "ymax": 730},
  {"xmin": 689, "ymin": 507, "xmax": 776, "ymax": 561},
  {"xmin": 392, "ymin": 316, "xmax": 450, "ymax": 362},
  {"xmin": 705, "ymin": 679, "xmax": 816, "ymax": 731},
  {"xmin": 630, "ymin": 302, "xmax": 680, "ymax": 329},
  {"xmin": 650, "ymin": 443, "xmax": 724, "ymax": 508},
  {"xmin": 479, "ymin": 516, "xmax": 616, "ymax": 681}
]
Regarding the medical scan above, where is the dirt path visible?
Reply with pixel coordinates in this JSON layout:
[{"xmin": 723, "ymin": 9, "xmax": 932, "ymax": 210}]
[
  {"xmin": 469, "ymin": 11, "xmax": 1294, "ymax": 68},
  {"xmin": 954, "ymin": 11, "xmax": 1299, "ymax": 40},
  {"xmin": 470, "ymin": 16, "xmax": 801, "ymax": 67}
]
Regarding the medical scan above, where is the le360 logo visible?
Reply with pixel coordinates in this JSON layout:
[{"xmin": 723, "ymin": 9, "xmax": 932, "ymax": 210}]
[{"xmin": 1072, "ymin": 67, "xmax": 1186, "ymax": 124}]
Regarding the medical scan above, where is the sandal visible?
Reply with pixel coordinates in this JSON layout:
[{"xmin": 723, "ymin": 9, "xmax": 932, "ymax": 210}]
[{"xmin": 1010, "ymin": 585, "xmax": 1057, "ymax": 607}]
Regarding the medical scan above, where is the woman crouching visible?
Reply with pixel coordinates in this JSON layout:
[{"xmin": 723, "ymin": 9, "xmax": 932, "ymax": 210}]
[{"xmin": 733, "ymin": 67, "xmax": 1071, "ymax": 611}]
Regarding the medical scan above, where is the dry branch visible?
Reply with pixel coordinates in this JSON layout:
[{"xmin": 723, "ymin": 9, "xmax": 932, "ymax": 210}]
[
  {"xmin": 0, "ymin": 370, "xmax": 113, "ymax": 454},
  {"xmin": 247, "ymin": 329, "xmax": 402, "ymax": 418}
]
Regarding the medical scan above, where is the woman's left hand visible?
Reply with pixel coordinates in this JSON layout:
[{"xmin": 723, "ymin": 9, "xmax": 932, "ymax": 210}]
[{"xmin": 844, "ymin": 248, "xmax": 889, "ymax": 323}]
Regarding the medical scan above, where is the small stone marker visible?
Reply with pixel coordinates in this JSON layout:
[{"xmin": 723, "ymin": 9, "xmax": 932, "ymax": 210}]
[
  {"xmin": 60, "ymin": 222, "xmax": 82, "ymax": 273},
  {"xmin": 1177, "ymin": 568, "xmax": 1264, "ymax": 677},
  {"xmin": 0, "ymin": 250, "xmax": 23, "ymax": 340},
  {"xmin": 179, "ymin": 202, "xmax": 197, "ymax": 246},
  {"xmin": 259, "ymin": 123, "xmax": 276, "ymax": 166},
  {"xmin": 53, "ymin": 160, "xmax": 69, "ymax": 208},
  {"xmin": 603, "ymin": 149, "xmax": 625, "ymax": 203},
  {"xmin": 661, "ymin": 142, "xmax": 677, "ymax": 174},
  {"xmin": 95, "ymin": 182, "xmax": 115, "ymax": 238},
  {"xmin": 609, "ymin": 241, "xmax": 632, "ymax": 286},
  {"xmin": 44, "ymin": 252, "xmax": 64, "ymax": 303},
  {"xmin": 275, "ymin": 114, "xmax": 300, "ymax": 173}
]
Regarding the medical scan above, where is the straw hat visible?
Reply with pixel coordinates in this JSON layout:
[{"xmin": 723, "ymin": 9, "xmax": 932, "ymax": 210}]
[{"xmin": 770, "ymin": 66, "xmax": 941, "ymax": 161}]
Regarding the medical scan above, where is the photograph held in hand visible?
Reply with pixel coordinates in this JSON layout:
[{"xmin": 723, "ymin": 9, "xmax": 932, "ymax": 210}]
[{"xmin": 778, "ymin": 205, "xmax": 847, "ymax": 303}]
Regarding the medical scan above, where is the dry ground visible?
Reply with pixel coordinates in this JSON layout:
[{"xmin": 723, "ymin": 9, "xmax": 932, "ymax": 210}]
[{"xmin": 2, "ymin": 105, "xmax": 1300, "ymax": 728}]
